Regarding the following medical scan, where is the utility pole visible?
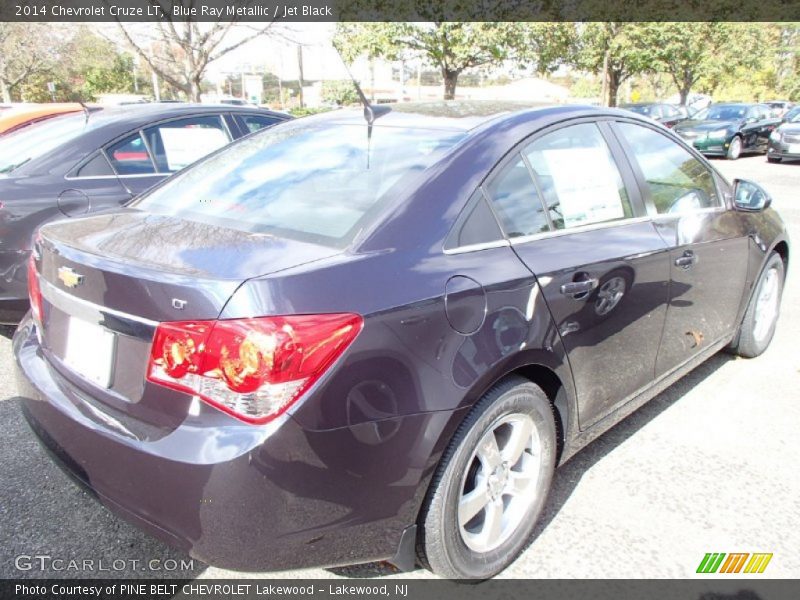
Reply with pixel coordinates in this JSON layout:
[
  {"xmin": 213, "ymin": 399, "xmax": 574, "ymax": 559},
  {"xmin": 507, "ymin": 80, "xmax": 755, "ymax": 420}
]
[{"xmin": 296, "ymin": 44, "xmax": 304, "ymax": 108}]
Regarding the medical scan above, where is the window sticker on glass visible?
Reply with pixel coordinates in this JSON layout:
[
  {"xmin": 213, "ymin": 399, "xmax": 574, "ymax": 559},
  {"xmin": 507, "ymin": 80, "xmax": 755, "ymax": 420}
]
[
  {"xmin": 540, "ymin": 147, "xmax": 625, "ymax": 228},
  {"xmin": 160, "ymin": 127, "xmax": 229, "ymax": 171}
]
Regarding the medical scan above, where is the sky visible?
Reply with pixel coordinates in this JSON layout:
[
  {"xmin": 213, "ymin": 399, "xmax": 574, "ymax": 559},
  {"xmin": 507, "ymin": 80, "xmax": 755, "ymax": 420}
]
[{"xmin": 100, "ymin": 22, "xmax": 367, "ymax": 83}]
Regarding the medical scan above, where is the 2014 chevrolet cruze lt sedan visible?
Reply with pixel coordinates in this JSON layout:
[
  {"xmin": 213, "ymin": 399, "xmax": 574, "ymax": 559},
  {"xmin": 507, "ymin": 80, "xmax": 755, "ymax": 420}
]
[{"xmin": 14, "ymin": 102, "xmax": 788, "ymax": 579}]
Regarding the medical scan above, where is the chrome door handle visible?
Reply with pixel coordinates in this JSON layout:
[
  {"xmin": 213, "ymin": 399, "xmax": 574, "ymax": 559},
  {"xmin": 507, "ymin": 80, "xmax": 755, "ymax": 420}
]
[{"xmin": 560, "ymin": 278, "xmax": 599, "ymax": 297}]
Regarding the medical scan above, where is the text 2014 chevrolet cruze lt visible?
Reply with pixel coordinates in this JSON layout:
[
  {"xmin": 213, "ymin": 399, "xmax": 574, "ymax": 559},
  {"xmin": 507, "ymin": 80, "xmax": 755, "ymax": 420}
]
[{"xmin": 14, "ymin": 102, "xmax": 788, "ymax": 579}]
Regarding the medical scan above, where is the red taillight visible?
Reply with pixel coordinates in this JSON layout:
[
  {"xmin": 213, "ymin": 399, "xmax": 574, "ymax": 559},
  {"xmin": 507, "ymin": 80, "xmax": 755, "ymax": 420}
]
[
  {"xmin": 27, "ymin": 255, "xmax": 43, "ymax": 322},
  {"xmin": 146, "ymin": 313, "xmax": 363, "ymax": 424}
]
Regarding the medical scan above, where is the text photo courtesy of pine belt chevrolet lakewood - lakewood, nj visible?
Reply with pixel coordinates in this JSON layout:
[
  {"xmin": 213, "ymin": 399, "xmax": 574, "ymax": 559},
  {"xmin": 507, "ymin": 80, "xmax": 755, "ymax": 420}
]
[{"xmin": 0, "ymin": 0, "xmax": 798, "ymax": 592}]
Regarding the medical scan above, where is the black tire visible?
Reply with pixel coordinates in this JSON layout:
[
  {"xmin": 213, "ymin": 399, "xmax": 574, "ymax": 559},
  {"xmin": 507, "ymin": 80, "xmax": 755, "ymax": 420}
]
[
  {"xmin": 767, "ymin": 156, "xmax": 782, "ymax": 164},
  {"xmin": 730, "ymin": 252, "xmax": 785, "ymax": 358},
  {"xmin": 726, "ymin": 136, "xmax": 742, "ymax": 160},
  {"xmin": 416, "ymin": 376, "xmax": 556, "ymax": 579}
]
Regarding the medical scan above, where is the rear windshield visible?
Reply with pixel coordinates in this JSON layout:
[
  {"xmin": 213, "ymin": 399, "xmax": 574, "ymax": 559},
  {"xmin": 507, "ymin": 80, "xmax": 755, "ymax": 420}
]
[
  {"xmin": 134, "ymin": 120, "xmax": 465, "ymax": 246},
  {"xmin": 0, "ymin": 112, "xmax": 91, "ymax": 173}
]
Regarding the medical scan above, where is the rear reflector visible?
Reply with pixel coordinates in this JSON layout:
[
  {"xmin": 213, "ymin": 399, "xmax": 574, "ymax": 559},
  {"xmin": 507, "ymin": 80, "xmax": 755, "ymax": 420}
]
[
  {"xmin": 146, "ymin": 313, "xmax": 363, "ymax": 424},
  {"xmin": 27, "ymin": 255, "xmax": 43, "ymax": 322}
]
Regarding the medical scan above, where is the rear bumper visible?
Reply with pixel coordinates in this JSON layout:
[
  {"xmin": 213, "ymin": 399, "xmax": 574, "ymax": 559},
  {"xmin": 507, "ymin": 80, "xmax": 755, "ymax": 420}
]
[{"xmin": 13, "ymin": 316, "xmax": 448, "ymax": 572}]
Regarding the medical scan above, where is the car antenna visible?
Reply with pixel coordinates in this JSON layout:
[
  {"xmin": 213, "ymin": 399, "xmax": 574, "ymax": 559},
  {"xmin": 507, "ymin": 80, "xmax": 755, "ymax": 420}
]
[
  {"xmin": 78, "ymin": 100, "xmax": 91, "ymax": 124},
  {"xmin": 333, "ymin": 44, "xmax": 390, "ymax": 168}
]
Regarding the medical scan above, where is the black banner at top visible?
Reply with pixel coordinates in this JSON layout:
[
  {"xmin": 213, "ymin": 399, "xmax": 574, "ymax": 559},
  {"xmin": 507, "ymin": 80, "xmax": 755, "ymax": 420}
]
[{"xmin": 1, "ymin": 0, "xmax": 799, "ymax": 22}]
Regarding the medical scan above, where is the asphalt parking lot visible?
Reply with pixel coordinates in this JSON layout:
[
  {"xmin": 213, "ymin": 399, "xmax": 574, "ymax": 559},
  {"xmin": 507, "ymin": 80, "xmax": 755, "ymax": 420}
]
[{"xmin": 0, "ymin": 154, "xmax": 798, "ymax": 580}]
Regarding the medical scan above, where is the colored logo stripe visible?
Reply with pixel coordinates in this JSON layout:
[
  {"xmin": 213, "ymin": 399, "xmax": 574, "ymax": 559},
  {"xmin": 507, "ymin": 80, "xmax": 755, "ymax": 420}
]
[
  {"xmin": 696, "ymin": 552, "xmax": 773, "ymax": 574},
  {"xmin": 744, "ymin": 553, "xmax": 773, "ymax": 573},
  {"xmin": 720, "ymin": 553, "xmax": 749, "ymax": 573},
  {"xmin": 697, "ymin": 553, "xmax": 726, "ymax": 573}
]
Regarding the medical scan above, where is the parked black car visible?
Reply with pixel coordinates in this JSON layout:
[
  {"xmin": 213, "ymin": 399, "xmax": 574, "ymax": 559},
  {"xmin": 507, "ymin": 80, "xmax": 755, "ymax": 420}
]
[
  {"xmin": 0, "ymin": 103, "xmax": 290, "ymax": 323},
  {"xmin": 619, "ymin": 102, "xmax": 689, "ymax": 128},
  {"xmin": 765, "ymin": 100, "xmax": 794, "ymax": 118},
  {"xmin": 15, "ymin": 102, "xmax": 788, "ymax": 579},
  {"xmin": 767, "ymin": 107, "xmax": 800, "ymax": 162},
  {"xmin": 673, "ymin": 103, "xmax": 781, "ymax": 159}
]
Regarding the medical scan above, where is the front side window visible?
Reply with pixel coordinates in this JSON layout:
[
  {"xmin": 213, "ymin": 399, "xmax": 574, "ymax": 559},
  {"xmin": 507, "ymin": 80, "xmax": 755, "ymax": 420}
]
[
  {"xmin": 616, "ymin": 122, "xmax": 720, "ymax": 214},
  {"xmin": 522, "ymin": 123, "xmax": 633, "ymax": 230}
]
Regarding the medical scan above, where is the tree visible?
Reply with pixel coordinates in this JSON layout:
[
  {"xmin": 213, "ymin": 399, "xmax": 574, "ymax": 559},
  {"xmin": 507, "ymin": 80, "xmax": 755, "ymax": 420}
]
[
  {"xmin": 321, "ymin": 80, "xmax": 359, "ymax": 106},
  {"xmin": 0, "ymin": 23, "xmax": 58, "ymax": 102},
  {"xmin": 573, "ymin": 23, "xmax": 653, "ymax": 107},
  {"xmin": 333, "ymin": 23, "xmax": 523, "ymax": 100},
  {"xmin": 643, "ymin": 23, "xmax": 763, "ymax": 105},
  {"xmin": 116, "ymin": 2, "xmax": 276, "ymax": 101}
]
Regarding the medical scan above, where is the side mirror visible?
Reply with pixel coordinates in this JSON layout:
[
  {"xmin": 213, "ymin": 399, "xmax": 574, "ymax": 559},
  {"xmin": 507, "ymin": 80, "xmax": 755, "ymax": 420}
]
[
  {"xmin": 733, "ymin": 179, "xmax": 772, "ymax": 212},
  {"xmin": 744, "ymin": 116, "xmax": 758, "ymax": 124}
]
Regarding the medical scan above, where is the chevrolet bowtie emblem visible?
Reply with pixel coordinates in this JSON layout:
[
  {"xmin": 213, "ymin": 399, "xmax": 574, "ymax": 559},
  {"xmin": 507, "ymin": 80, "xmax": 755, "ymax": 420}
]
[{"xmin": 57, "ymin": 266, "xmax": 84, "ymax": 289}]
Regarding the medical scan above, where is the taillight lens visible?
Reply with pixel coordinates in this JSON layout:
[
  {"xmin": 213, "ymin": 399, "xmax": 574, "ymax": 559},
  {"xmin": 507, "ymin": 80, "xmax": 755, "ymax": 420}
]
[
  {"xmin": 146, "ymin": 313, "xmax": 363, "ymax": 424},
  {"xmin": 27, "ymin": 255, "xmax": 43, "ymax": 322}
]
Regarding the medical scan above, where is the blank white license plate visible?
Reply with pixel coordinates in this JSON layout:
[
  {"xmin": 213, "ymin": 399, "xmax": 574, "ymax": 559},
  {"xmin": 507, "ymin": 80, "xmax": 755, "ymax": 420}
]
[
  {"xmin": 63, "ymin": 318, "xmax": 115, "ymax": 388},
  {"xmin": 788, "ymin": 144, "xmax": 800, "ymax": 154}
]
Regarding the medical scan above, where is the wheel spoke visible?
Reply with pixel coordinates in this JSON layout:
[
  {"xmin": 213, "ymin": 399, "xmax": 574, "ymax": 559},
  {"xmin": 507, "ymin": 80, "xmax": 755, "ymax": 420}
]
[
  {"xmin": 479, "ymin": 499, "xmax": 504, "ymax": 547},
  {"xmin": 458, "ymin": 482, "xmax": 490, "ymax": 526},
  {"xmin": 504, "ymin": 468, "xmax": 534, "ymax": 496},
  {"xmin": 477, "ymin": 431, "xmax": 502, "ymax": 469},
  {"xmin": 502, "ymin": 418, "xmax": 533, "ymax": 465}
]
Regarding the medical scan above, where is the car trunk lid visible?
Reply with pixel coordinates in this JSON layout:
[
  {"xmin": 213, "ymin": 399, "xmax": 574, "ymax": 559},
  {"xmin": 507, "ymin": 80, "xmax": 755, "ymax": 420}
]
[{"xmin": 32, "ymin": 209, "xmax": 340, "ymax": 432}]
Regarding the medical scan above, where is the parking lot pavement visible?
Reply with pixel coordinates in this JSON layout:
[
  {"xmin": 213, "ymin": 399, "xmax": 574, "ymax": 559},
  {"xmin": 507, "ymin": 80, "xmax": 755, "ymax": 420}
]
[{"xmin": 1, "ymin": 155, "xmax": 798, "ymax": 580}]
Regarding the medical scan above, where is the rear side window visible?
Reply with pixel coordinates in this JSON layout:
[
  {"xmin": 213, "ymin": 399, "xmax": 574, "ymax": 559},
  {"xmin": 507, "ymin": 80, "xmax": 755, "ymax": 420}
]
[
  {"xmin": 616, "ymin": 122, "xmax": 720, "ymax": 214},
  {"xmin": 485, "ymin": 156, "xmax": 550, "ymax": 237},
  {"xmin": 445, "ymin": 189, "xmax": 504, "ymax": 250},
  {"xmin": 143, "ymin": 115, "xmax": 231, "ymax": 173},
  {"xmin": 73, "ymin": 152, "xmax": 114, "ymax": 177},
  {"xmin": 107, "ymin": 133, "xmax": 155, "ymax": 175},
  {"xmin": 522, "ymin": 123, "xmax": 633, "ymax": 230},
  {"xmin": 238, "ymin": 114, "xmax": 282, "ymax": 134},
  {"xmin": 134, "ymin": 122, "xmax": 464, "ymax": 246}
]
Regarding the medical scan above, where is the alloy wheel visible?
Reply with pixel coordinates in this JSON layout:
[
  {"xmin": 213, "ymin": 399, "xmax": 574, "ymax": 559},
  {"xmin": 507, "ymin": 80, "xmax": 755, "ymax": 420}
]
[{"xmin": 458, "ymin": 413, "xmax": 542, "ymax": 553}]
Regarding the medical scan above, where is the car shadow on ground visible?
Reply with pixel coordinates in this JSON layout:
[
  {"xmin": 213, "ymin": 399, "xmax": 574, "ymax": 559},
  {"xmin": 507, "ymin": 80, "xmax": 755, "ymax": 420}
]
[
  {"xmin": 0, "ymin": 396, "xmax": 207, "ymax": 579},
  {"xmin": 330, "ymin": 351, "xmax": 734, "ymax": 578}
]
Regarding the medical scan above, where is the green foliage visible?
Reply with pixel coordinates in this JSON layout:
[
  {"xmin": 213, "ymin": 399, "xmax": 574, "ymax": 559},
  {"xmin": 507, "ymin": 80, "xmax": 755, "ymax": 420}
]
[
  {"xmin": 333, "ymin": 22, "xmax": 567, "ymax": 99},
  {"xmin": 571, "ymin": 23, "xmax": 655, "ymax": 106},
  {"xmin": 289, "ymin": 106, "xmax": 337, "ymax": 118},
  {"xmin": 321, "ymin": 80, "xmax": 360, "ymax": 106}
]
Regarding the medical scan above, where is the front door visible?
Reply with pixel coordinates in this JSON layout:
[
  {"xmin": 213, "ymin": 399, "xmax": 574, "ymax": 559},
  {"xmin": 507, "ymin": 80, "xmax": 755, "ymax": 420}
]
[{"xmin": 612, "ymin": 120, "xmax": 750, "ymax": 376}]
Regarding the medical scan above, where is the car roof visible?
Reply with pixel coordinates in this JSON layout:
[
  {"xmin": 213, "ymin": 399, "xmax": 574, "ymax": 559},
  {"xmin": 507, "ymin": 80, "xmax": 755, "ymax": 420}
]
[
  {"xmin": 300, "ymin": 100, "xmax": 604, "ymax": 132},
  {"xmin": 80, "ymin": 102, "xmax": 288, "ymax": 126}
]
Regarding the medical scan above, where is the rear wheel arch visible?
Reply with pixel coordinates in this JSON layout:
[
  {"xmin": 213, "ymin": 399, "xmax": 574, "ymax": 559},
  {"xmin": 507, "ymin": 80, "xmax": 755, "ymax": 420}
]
[
  {"xmin": 772, "ymin": 240, "xmax": 789, "ymax": 270},
  {"xmin": 424, "ymin": 361, "xmax": 570, "ymax": 503}
]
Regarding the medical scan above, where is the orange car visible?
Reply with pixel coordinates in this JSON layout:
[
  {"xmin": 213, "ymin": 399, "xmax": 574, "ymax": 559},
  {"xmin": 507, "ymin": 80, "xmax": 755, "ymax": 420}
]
[{"xmin": 0, "ymin": 103, "xmax": 85, "ymax": 136}]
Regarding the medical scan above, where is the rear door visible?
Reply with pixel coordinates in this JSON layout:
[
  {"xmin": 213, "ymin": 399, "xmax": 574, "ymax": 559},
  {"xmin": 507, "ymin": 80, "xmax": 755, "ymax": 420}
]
[
  {"xmin": 483, "ymin": 120, "xmax": 671, "ymax": 429},
  {"xmin": 61, "ymin": 151, "xmax": 129, "ymax": 216},
  {"xmin": 611, "ymin": 120, "xmax": 749, "ymax": 377}
]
